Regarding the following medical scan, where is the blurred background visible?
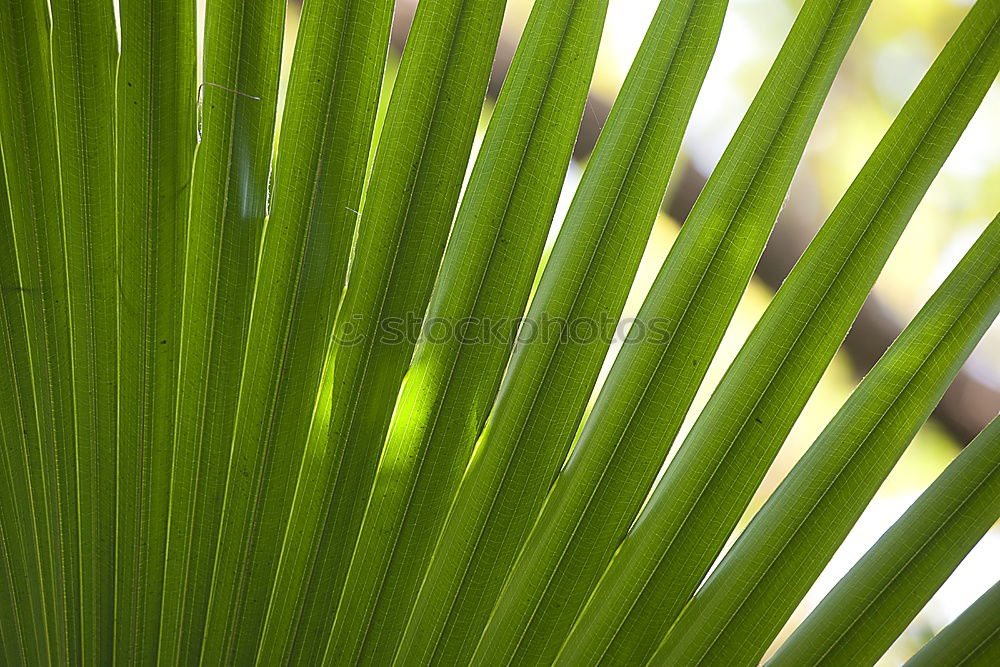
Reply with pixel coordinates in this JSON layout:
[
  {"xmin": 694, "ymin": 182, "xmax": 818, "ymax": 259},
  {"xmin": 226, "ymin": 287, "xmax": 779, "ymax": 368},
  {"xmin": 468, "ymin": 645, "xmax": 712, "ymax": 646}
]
[{"xmin": 274, "ymin": 0, "xmax": 999, "ymax": 662}]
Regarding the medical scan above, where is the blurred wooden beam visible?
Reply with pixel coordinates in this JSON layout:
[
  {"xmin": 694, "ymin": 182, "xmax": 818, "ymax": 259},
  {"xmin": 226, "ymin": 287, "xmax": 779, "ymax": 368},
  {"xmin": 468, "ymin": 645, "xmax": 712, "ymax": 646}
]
[{"xmin": 387, "ymin": 0, "xmax": 997, "ymax": 445}]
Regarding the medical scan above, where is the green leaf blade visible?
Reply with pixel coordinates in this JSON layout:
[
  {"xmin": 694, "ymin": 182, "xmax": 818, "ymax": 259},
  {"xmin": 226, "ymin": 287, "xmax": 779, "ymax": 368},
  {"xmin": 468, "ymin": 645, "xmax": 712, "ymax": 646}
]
[
  {"xmin": 161, "ymin": 0, "xmax": 286, "ymax": 664},
  {"xmin": 653, "ymin": 213, "xmax": 1000, "ymax": 667},
  {"xmin": 396, "ymin": 1, "xmax": 727, "ymax": 664},
  {"xmin": 560, "ymin": 3, "xmax": 1000, "ymax": 663},
  {"xmin": 0, "ymin": 149, "xmax": 50, "ymax": 665},
  {"xmin": 480, "ymin": 0, "xmax": 874, "ymax": 663},
  {"xmin": 226, "ymin": 0, "xmax": 394, "ymax": 664},
  {"xmin": 254, "ymin": 0, "xmax": 508, "ymax": 662},
  {"xmin": 115, "ymin": 0, "xmax": 197, "ymax": 661},
  {"xmin": 48, "ymin": 1, "xmax": 118, "ymax": 661},
  {"xmin": 770, "ymin": 413, "xmax": 1000, "ymax": 666},
  {"xmin": 1, "ymin": 0, "xmax": 75, "ymax": 661},
  {"xmin": 330, "ymin": 0, "xmax": 609, "ymax": 663},
  {"xmin": 906, "ymin": 577, "xmax": 1000, "ymax": 667}
]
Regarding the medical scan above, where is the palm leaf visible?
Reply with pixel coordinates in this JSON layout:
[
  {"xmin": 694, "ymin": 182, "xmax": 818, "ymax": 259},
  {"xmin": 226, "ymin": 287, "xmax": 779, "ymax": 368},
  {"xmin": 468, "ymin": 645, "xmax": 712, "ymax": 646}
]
[
  {"xmin": 114, "ymin": 0, "xmax": 197, "ymax": 661},
  {"xmin": 1, "ymin": 0, "xmax": 75, "ymax": 661},
  {"xmin": 400, "ymin": 1, "xmax": 726, "ymax": 662},
  {"xmin": 1, "ymin": 0, "xmax": 998, "ymax": 663},
  {"xmin": 0, "ymin": 149, "xmax": 49, "ymax": 665},
  {"xmin": 771, "ymin": 413, "xmax": 1000, "ymax": 665},
  {"xmin": 49, "ymin": 1, "xmax": 118, "ymax": 661},
  {"xmin": 652, "ymin": 212, "xmax": 1000, "ymax": 666},
  {"xmin": 247, "ymin": 2, "xmax": 394, "ymax": 664},
  {"xmin": 558, "ymin": 2, "xmax": 1000, "ymax": 663},
  {"xmin": 906, "ymin": 577, "xmax": 1000, "ymax": 667},
  {"xmin": 281, "ymin": 0, "xmax": 509, "ymax": 662},
  {"xmin": 480, "ymin": 0, "xmax": 872, "ymax": 662},
  {"xmin": 329, "ymin": 0, "xmax": 608, "ymax": 663},
  {"xmin": 158, "ymin": 0, "xmax": 286, "ymax": 664}
]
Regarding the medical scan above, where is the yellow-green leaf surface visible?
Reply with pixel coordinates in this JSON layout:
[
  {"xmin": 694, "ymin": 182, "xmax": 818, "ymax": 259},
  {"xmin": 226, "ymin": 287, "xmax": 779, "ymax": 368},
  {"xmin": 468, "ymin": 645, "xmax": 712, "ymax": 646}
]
[
  {"xmin": 331, "ymin": 0, "xmax": 608, "ymax": 663},
  {"xmin": 400, "ymin": 1, "xmax": 726, "ymax": 664},
  {"xmin": 235, "ymin": 0, "xmax": 393, "ymax": 664},
  {"xmin": 0, "ymin": 0, "xmax": 74, "ymax": 662},
  {"xmin": 250, "ymin": 0, "xmax": 508, "ymax": 663},
  {"xmin": 159, "ymin": 0, "xmax": 285, "ymax": 664},
  {"xmin": 558, "ymin": 3, "xmax": 1000, "ymax": 664},
  {"xmin": 115, "ymin": 0, "xmax": 196, "ymax": 662},
  {"xmin": 906, "ymin": 577, "xmax": 1000, "ymax": 667},
  {"xmin": 477, "ymin": 0, "xmax": 871, "ymax": 663},
  {"xmin": 770, "ymin": 414, "xmax": 1000, "ymax": 666},
  {"xmin": 0, "ymin": 149, "xmax": 49, "ymax": 665},
  {"xmin": 653, "ymin": 213, "xmax": 1000, "ymax": 667},
  {"xmin": 49, "ymin": 1, "xmax": 118, "ymax": 661},
  {"xmin": 2, "ymin": 0, "xmax": 998, "ymax": 664}
]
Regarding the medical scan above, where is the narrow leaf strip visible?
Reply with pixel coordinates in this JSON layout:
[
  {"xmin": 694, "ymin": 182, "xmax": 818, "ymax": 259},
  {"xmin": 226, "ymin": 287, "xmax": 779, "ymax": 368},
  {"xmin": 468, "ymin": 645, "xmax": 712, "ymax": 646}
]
[
  {"xmin": 49, "ymin": 1, "xmax": 118, "ymax": 661},
  {"xmin": 332, "ymin": 0, "xmax": 608, "ymax": 663},
  {"xmin": 563, "ymin": 4, "xmax": 1000, "ymax": 664},
  {"xmin": 0, "ymin": 0, "xmax": 74, "ymax": 661},
  {"xmin": 906, "ymin": 577, "xmax": 1000, "ymax": 667},
  {"xmin": 654, "ymin": 213, "xmax": 1000, "ymax": 667},
  {"xmin": 115, "ymin": 0, "xmax": 196, "ymax": 661},
  {"xmin": 164, "ymin": 1, "xmax": 286, "ymax": 665},
  {"xmin": 480, "ymin": 0, "xmax": 872, "ymax": 662},
  {"xmin": 401, "ymin": 1, "xmax": 726, "ymax": 664},
  {"xmin": 230, "ymin": 0, "xmax": 394, "ymax": 663},
  {"xmin": 770, "ymin": 414, "xmax": 1000, "ymax": 666}
]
